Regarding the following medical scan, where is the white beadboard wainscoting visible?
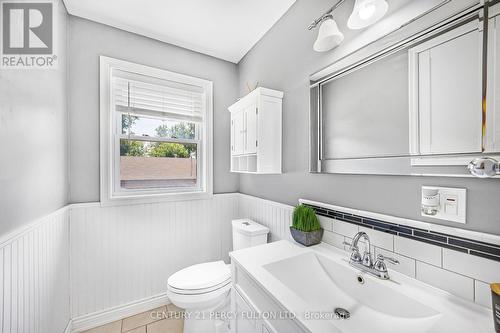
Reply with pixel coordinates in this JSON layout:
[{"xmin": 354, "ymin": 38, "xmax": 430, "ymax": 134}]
[
  {"xmin": 0, "ymin": 207, "xmax": 71, "ymax": 333},
  {"xmin": 237, "ymin": 194, "xmax": 294, "ymax": 242}
]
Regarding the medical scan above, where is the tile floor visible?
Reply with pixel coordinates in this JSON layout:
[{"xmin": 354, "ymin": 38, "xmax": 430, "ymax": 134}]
[{"xmin": 82, "ymin": 304, "xmax": 184, "ymax": 333}]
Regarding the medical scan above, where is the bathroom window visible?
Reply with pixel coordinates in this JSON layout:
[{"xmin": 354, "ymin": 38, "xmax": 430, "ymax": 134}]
[{"xmin": 100, "ymin": 57, "xmax": 213, "ymax": 203}]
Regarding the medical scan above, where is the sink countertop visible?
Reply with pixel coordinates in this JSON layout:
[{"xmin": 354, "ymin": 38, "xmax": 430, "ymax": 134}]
[{"xmin": 230, "ymin": 240, "xmax": 494, "ymax": 333}]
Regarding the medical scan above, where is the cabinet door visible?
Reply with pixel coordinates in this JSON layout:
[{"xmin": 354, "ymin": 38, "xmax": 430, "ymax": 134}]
[
  {"xmin": 233, "ymin": 111, "xmax": 245, "ymax": 155},
  {"xmin": 486, "ymin": 6, "xmax": 500, "ymax": 152},
  {"xmin": 234, "ymin": 290, "xmax": 258, "ymax": 333},
  {"xmin": 231, "ymin": 116, "xmax": 235, "ymax": 155},
  {"xmin": 244, "ymin": 104, "xmax": 258, "ymax": 154},
  {"xmin": 261, "ymin": 322, "xmax": 278, "ymax": 333},
  {"xmin": 409, "ymin": 21, "xmax": 483, "ymax": 155}
]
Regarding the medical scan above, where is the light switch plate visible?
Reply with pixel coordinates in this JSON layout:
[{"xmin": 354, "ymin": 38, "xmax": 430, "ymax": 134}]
[{"xmin": 421, "ymin": 186, "xmax": 466, "ymax": 224}]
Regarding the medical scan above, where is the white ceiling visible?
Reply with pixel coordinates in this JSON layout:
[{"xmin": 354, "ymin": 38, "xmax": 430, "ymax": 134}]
[{"xmin": 63, "ymin": 0, "xmax": 297, "ymax": 63}]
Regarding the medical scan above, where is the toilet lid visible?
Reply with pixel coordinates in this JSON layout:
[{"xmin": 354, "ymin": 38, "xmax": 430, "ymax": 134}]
[{"xmin": 168, "ymin": 261, "xmax": 230, "ymax": 291}]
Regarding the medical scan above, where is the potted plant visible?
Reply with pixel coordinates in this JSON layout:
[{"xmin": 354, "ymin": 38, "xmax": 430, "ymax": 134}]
[{"xmin": 290, "ymin": 204, "xmax": 323, "ymax": 246}]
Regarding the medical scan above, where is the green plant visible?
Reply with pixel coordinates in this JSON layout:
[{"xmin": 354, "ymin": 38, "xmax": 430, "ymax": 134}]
[
  {"xmin": 292, "ymin": 205, "xmax": 321, "ymax": 232},
  {"xmin": 120, "ymin": 140, "xmax": 146, "ymax": 157},
  {"xmin": 149, "ymin": 142, "xmax": 191, "ymax": 158}
]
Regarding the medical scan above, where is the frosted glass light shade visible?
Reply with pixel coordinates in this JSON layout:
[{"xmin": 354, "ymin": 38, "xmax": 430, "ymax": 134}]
[
  {"xmin": 313, "ymin": 18, "xmax": 344, "ymax": 52},
  {"xmin": 347, "ymin": 0, "xmax": 388, "ymax": 30}
]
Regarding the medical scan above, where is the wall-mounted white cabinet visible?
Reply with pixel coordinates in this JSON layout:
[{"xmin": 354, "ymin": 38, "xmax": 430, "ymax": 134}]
[
  {"xmin": 229, "ymin": 87, "xmax": 283, "ymax": 174},
  {"xmin": 409, "ymin": 20, "xmax": 483, "ymax": 156}
]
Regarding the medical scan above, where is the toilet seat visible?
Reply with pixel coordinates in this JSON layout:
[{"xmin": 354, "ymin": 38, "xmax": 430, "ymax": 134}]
[
  {"xmin": 168, "ymin": 278, "xmax": 231, "ymax": 295},
  {"xmin": 167, "ymin": 281, "xmax": 231, "ymax": 310},
  {"xmin": 167, "ymin": 261, "xmax": 230, "ymax": 294}
]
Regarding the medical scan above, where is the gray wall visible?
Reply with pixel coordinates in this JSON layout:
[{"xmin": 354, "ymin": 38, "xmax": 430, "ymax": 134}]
[
  {"xmin": 3, "ymin": 1, "xmax": 497, "ymax": 236},
  {"xmin": 237, "ymin": 0, "xmax": 500, "ymax": 235},
  {"xmin": 0, "ymin": 1, "xmax": 68, "ymax": 236},
  {"xmin": 68, "ymin": 16, "xmax": 239, "ymax": 203}
]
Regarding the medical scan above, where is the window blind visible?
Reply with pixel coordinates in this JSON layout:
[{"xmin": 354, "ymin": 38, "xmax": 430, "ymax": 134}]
[{"xmin": 113, "ymin": 70, "xmax": 204, "ymax": 123}]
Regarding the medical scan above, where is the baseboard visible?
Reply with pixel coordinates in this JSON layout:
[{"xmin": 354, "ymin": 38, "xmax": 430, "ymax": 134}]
[
  {"xmin": 71, "ymin": 293, "xmax": 170, "ymax": 332},
  {"xmin": 63, "ymin": 320, "xmax": 72, "ymax": 333}
]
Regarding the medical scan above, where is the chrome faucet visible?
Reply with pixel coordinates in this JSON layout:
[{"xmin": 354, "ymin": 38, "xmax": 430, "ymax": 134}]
[
  {"xmin": 351, "ymin": 231, "xmax": 373, "ymax": 267},
  {"xmin": 344, "ymin": 231, "xmax": 399, "ymax": 280}
]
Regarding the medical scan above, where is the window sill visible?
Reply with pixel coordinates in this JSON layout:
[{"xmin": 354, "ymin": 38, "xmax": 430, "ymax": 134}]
[{"xmin": 100, "ymin": 190, "xmax": 214, "ymax": 207}]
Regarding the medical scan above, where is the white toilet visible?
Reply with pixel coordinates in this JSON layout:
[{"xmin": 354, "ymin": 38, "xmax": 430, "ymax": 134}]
[{"xmin": 167, "ymin": 219, "xmax": 269, "ymax": 333}]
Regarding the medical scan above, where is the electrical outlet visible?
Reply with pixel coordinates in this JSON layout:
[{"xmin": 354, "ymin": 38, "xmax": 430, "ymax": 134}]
[{"xmin": 421, "ymin": 186, "xmax": 466, "ymax": 224}]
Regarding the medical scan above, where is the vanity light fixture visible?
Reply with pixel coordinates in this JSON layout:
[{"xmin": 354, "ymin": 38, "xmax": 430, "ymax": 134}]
[
  {"xmin": 308, "ymin": 0, "xmax": 347, "ymax": 52},
  {"xmin": 313, "ymin": 15, "xmax": 344, "ymax": 52},
  {"xmin": 308, "ymin": 0, "xmax": 389, "ymax": 52},
  {"xmin": 468, "ymin": 157, "xmax": 500, "ymax": 178},
  {"xmin": 347, "ymin": 0, "xmax": 389, "ymax": 29}
]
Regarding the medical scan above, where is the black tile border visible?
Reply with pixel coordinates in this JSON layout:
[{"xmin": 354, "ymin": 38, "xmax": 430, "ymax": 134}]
[{"xmin": 305, "ymin": 204, "xmax": 500, "ymax": 263}]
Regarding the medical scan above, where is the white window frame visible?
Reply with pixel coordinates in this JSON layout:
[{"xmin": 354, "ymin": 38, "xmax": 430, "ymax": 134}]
[{"xmin": 99, "ymin": 56, "xmax": 213, "ymax": 205}]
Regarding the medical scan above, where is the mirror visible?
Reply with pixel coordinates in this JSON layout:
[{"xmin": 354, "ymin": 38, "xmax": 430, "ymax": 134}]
[
  {"xmin": 321, "ymin": 49, "xmax": 409, "ymax": 160},
  {"xmin": 310, "ymin": 3, "xmax": 500, "ymax": 177}
]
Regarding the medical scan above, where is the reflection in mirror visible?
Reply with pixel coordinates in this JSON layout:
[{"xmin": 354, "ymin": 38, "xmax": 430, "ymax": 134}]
[
  {"xmin": 468, "ymin": 158, "xmax": 500, "ymax": 178},
  {"xmin": 310, "ymin": 2, "xmax": 500, "ymax": 177},
  {"xmin": 321, "ymin": 49, "xmax": 409, "ymax": 159}
]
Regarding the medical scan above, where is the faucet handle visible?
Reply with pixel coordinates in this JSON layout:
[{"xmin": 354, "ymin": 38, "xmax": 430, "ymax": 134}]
[
  {"xmin": 376, "ymin": 254, "xmax": 399, "ymax": 265},
  {"xmin": 343, "ymin": 241, "xmax": 362, "ymax": 263}
]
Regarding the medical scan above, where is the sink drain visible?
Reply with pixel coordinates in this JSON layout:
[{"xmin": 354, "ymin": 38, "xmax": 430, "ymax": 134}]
[{"xmin": 334, "ymin": 308, "xmax": 350, "ymax": 320}]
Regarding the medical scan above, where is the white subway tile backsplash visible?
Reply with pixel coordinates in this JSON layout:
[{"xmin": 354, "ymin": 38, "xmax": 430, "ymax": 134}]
[
  {"xmin": 359, "ymin": 226, "xmax": 394, "ymax": 251},
  {"xmin": 301, "ymin": 199, "xmax": 500, "ymax": 247},
  {"xmin": 318, "ymin": 216, "xmax": 333, "ymax": 232},
  {"xmin": 342, "ymin": 236, "xmax": 377, "ymax": 254},
  {"xmin": 375, "ymin": 247, "xmax": 416, "ymax": 278},
  {"xmin": 443, "ymin": 249, "xmax": 500, "ymax": 283},
  {"xmin": 333, "ymin": 219, "xmax": 358, "ymax": 238},
  {"xmin": 344, "ymin": 236, "xmax": 353, "ymax": 251},
  {"xmin": 322, "ymin": 231, "xmax": 345, "ymax": 250},
  {"xmin": 475, "ymin": 280, "xmax": 492, "ymax": 309},
  {"xmin": 394, "ymin": 236, "xmax": 442, "ymax": 266},
  {"xmin": 416, "ymin": 262, "xmax": 474, "ymax": 301}
]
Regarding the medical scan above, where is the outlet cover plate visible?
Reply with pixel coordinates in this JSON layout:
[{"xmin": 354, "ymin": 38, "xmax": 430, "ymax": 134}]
[{"xmin": 421, "ymin": 186, "xmax": 466, "ymax": 224}]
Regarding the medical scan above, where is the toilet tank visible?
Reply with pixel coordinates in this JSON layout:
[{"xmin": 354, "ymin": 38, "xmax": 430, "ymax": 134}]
[{"xmin": 232, "ymin": 219, "xmax": 269, "ymax": 251}]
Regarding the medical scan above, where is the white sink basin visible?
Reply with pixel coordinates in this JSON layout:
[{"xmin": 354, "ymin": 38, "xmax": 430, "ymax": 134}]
[
  {"xmin": 230, "ymin": 240, "xmax": 493, "ymax": 333},
  {"xmin": 264, "ymin": 252, "xmax": 441, "ymax": 333}
]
